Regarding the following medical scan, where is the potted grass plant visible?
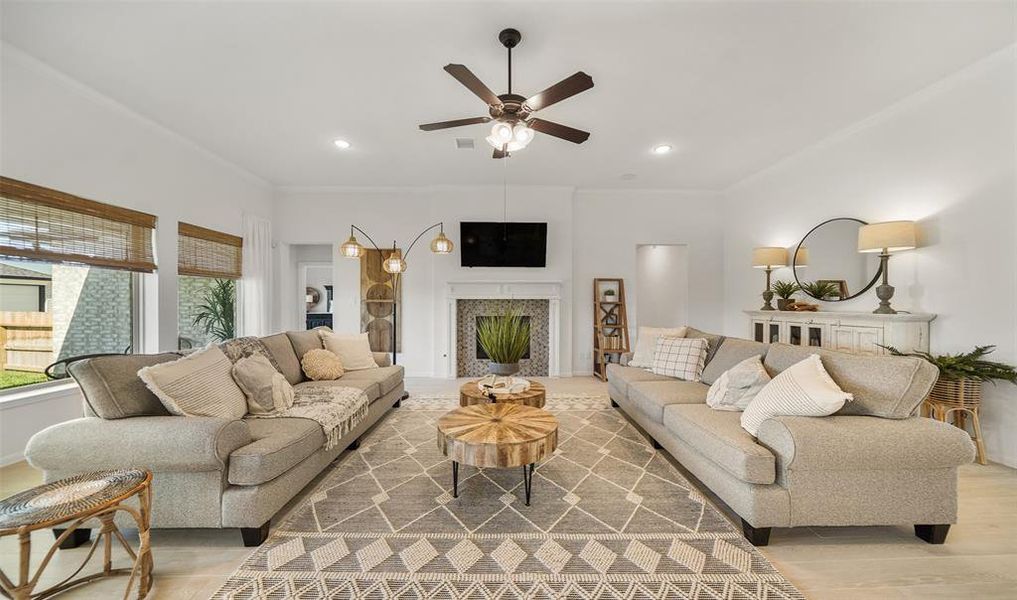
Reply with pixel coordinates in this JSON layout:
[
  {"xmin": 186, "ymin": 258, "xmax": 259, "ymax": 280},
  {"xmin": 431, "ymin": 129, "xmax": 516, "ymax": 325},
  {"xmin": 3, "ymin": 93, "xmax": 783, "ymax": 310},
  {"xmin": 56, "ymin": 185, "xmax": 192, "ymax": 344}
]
[
  {"xmin": 800, "ymin": 280, "xmax": 841, "ymax": 302},
  {"xmin": 477, "ymin": 307, "xmax": 531, "ymax": 376},
  {"xmin": 771, "ymin": 280, "xmax": 800, "ymax": 311}
]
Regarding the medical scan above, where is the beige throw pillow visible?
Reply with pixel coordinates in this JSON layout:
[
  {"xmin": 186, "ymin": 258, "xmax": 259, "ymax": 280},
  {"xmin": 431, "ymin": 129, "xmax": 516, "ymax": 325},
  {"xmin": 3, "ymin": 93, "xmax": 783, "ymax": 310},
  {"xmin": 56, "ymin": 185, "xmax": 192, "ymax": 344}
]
[
  {"xmin": 233, "ymin": 354, "xmax": 295, "ymax": 415},
  {"xmin": 740, "ymin": 354, "xmax": 854, "ymax": 436},
  {"xmin": 706, "ymin": 355, "xmax": 771, "ymax": 411},
  {"xmin": 301, "ymin": 348, "xmax": 345, "ymax": 381},
  {"xmin": 650, "ymin": 336, "xmax": 708, "ymax": 381},
  {"xmin": 320, "ymin": 331, "xmax": 377, "ymax": 371},
  {"xmin": 137, "ymin": 345, "xmax": 247, "ymax": 419},
  {"xmin": 630, "ymin": 326, "xmax": 687, "ymax": 369}
]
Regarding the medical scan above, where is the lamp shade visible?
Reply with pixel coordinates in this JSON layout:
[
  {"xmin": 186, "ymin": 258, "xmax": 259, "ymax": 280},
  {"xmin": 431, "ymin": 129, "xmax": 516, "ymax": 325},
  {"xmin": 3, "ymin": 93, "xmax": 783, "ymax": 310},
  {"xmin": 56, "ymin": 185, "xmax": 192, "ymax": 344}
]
[
  {"xmin": 339, "ymin": 234, "xmax": 363, "ymax": 258},
  {"xmin": 792, "ymin": 246, "xmax": 808, "ymax": 267},
  {"xmin": 858, "ymin": 221, "xmax": 917, "ymax": 253},
  {"xmin": 752, "ymin": 247, "xmax": 788, "ymax": 268},
  {"xmin": 383, "ymin": 250, "xmax": 407, "ymax": 274}
]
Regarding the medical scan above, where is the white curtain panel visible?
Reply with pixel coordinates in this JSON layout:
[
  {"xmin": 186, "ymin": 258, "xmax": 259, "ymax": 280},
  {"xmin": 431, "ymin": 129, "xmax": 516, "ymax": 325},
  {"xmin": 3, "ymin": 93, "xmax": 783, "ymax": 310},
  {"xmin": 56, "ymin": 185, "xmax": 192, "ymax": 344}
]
[{"xmin": 237, "ymin": 214, "xmax": 273, "ymax": 337}]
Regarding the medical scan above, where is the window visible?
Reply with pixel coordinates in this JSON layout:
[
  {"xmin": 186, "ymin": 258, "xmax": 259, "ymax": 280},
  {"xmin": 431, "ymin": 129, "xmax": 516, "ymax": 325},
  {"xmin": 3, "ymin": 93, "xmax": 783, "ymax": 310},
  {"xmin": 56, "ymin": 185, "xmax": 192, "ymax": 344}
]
[
  {"xmin": 0, "ymin": 177, "xmax": 152, "ymax": 390},
  {"xmin": 177, "ymin": 223, "xmax": 241, "ymax": 349}
]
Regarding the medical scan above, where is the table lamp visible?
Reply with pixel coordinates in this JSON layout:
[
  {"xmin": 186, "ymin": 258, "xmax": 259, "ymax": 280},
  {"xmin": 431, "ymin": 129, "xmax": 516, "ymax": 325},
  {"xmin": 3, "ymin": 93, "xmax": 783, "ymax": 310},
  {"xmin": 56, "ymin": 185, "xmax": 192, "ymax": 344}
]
[
  {"xmin": 857, "ymin": 220, "xmax": 917, "ymax": 314},
  {"xmin": 752, "ymin": 247, "xmax": 788, "ymax": 311}
]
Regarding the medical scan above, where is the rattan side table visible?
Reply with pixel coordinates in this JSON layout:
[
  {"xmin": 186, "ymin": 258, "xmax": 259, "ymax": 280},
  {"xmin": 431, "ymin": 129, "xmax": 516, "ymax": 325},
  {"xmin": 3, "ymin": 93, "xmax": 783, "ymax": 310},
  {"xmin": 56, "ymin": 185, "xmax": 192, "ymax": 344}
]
[
  {"xmin": 923, "ymin": 378, "xmax": 987, "ymax": 465},
  {"xmin": 0, "ymin": 469, "xmax": 153, "ymax": 599}
]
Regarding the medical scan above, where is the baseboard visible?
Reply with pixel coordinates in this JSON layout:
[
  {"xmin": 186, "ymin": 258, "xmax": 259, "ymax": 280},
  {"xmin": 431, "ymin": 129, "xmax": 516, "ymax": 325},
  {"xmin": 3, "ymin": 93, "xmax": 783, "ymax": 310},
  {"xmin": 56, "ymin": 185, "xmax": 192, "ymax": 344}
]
[{"xmin": 1, "ymin": 451, "xmax": 25, "ymax": 467}]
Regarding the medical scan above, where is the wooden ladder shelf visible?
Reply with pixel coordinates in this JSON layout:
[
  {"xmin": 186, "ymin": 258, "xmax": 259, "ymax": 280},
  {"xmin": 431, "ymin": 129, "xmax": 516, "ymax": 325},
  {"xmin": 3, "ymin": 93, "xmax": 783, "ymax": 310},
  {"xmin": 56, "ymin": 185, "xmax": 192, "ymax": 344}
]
[{"xmin": 593, "ymin": 278, "xmax": 630, "ymax": 381}]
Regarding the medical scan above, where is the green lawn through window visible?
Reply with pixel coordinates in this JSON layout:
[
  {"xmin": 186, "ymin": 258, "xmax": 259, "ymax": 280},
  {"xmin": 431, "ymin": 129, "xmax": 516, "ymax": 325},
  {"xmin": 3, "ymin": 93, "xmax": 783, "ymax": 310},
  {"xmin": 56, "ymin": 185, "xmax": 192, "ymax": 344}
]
[{"xmin": 0, "ymin": 370, "xmax": 49, "ymax": 390}]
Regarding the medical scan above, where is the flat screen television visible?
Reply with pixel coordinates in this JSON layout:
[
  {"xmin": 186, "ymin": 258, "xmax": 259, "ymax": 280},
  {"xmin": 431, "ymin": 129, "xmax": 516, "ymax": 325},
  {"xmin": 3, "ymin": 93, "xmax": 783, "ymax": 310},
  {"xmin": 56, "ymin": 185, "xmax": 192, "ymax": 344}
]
[{"xmin": 459, "ymin": 222, "xmax": 547, "ymax": 267}]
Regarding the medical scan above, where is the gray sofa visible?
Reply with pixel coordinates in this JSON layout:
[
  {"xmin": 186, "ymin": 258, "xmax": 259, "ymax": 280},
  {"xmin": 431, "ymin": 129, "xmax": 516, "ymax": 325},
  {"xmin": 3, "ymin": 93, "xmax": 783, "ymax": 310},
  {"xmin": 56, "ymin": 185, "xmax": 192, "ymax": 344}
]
[
  {"xmin": 608, "ymin": 327, "xmax": 975, "ymax": 546},
  {"xmin": 25, "ymin": 328, "xmax": 405, "ymax": 547}
]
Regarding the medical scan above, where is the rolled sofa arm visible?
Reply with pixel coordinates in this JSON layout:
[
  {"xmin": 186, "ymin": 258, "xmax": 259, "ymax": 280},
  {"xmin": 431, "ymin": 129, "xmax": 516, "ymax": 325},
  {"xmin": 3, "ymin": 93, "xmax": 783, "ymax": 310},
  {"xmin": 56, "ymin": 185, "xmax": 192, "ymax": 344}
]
[
  {"xmin": 26, "ymin": 416, "xmax": 252, "ymax": 473},
  {"xmin": 373, "ymin": 352, "xmax": 392, "ymax": 367},
  {"xmin": 756, "ymin": 415, "xmax": 975, "ymax": 474}
]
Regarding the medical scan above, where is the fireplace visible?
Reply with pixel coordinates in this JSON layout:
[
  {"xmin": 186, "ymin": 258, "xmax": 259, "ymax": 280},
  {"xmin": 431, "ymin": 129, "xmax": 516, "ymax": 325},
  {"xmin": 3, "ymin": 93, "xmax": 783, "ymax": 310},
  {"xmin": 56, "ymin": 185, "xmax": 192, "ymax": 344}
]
[{"xmin": 445, "ymin": 281, "xmax": 563, "ymax": 378}]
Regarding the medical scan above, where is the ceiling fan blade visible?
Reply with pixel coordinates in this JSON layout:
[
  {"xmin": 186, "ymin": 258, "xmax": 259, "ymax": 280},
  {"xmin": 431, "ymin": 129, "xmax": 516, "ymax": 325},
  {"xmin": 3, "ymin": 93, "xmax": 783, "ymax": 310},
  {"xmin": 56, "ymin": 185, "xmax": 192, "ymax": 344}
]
[
  {"xmin": 419, "ymin": 117, "xmax": 492, "ymax": 131},
  {"xmin": 529, "ymin": 118, "xmax": 590, "ymax": 144},
  {"xmin": 444, "ymin": 64, "xmax": 501, "ymax": 106},
  {"xmin": 524, "ymin": 72, "xmax": 594, "ymax": 112},
  {"xmin": 492, "ymin": 147, "xmax": 508, "ymax": 159}
]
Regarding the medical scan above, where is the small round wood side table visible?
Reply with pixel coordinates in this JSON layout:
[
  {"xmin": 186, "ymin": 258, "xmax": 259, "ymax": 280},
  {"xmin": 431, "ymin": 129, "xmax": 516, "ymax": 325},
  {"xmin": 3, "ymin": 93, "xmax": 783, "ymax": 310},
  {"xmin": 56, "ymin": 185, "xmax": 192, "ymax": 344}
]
[
  {"xmin": 0, "ymin": 469, "xmax": 154, "ymax": 600},
  {"xmin": 459, "ymin": 379, "xmax": 546, "ymax": 408},
  {"xmin": 923, "ymin": 380, "xmax": 987, "ymax": 465},
  {"xmin": 437, "ymin": 403, "xmax": 558, "ymax": 506}
]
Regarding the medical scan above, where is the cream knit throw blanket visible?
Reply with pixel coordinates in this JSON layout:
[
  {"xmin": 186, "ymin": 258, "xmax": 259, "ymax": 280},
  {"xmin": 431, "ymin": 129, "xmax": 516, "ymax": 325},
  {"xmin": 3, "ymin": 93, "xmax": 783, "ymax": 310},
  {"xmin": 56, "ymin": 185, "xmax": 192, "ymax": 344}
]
[{"xmin": 252, "ymin": 385, "xmax": 370, "ymax": 450}]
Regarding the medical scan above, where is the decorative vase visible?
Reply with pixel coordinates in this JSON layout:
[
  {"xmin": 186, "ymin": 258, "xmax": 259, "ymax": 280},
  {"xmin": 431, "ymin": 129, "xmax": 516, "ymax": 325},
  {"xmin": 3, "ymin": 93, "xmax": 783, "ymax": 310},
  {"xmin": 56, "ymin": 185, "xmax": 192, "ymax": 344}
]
[{"xmin": 488, "ymin": 362, "xmax": 520, "ymax": 376}]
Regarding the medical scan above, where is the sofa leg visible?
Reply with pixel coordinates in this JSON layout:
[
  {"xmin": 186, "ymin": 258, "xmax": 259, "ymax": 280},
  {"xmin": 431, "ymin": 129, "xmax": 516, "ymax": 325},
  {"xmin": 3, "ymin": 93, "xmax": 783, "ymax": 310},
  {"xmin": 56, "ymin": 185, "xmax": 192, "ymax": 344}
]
[
  {"xmin": 741, "ymin": 519, "xmax": 771, "ymax": 546},
  {"xmin": 394, "ymin": 391, "xmax": 408, "ymax": 408},
  {"xmin": 610, "ymin": 399, "xmax": 619, "ymax": 408},
  {"xmin": 650, "ymin": 437, "xmax": 662, "ymax": 450},
  {"xmin": 241, "ymin": 521, "xmax": 271, "ymax": 547},
  {"xmin": 915, "ymin": 524, "xmax": 950, "ymax": 544},
  {"xmin": 348, "ymin": 437, "xmax": 361, "ymax": 450},
  {"xmin": 54, "ymin": 528, "xmax": 91, "ymax": 549}
]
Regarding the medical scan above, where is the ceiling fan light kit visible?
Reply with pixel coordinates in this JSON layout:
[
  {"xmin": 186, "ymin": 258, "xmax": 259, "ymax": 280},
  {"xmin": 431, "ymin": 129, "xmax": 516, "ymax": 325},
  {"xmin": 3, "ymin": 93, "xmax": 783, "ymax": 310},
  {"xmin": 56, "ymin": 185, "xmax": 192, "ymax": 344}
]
[{"xmin": 419, "ymin": 28, "xmax": 594, "ymax": 158}]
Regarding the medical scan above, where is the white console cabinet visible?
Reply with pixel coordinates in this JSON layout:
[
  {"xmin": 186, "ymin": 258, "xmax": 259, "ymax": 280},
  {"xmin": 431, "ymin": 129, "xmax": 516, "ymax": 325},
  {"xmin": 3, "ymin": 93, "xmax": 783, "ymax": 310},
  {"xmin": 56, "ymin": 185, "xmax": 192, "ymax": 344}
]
[{"xmin": 744, "ymin": 310, "xmax": 935, "ymax": 355}]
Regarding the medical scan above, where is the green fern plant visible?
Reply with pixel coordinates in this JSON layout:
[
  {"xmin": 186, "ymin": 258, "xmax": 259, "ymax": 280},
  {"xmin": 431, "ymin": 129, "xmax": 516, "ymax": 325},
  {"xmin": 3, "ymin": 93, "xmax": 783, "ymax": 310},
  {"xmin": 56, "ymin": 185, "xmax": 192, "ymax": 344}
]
[
  {"xmin": 192, "ymin": 278, "xmax": 236, "ymax": 342},
  {"xmin": 770, "ymin": 280, "xmax": 800, "ymax": 300},
  {"xmin": 882, "ymin": 345, "xmax": 1017, "ymax": 384},
  {"xmin": 477, "ymin": 307, "xmax": 531, "ymax": 364},
  {"xmin": 800, "ymin": 280, "xmax": 841, "ymax": 301}
]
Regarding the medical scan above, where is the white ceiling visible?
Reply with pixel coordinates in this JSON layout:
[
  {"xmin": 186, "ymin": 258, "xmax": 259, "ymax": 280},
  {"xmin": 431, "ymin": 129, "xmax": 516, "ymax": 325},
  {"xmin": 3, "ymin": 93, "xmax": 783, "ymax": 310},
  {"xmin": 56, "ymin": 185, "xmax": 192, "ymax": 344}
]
[{"xmin": 2, "ymin": 1, "xmax": 1013, "ymax": 189}]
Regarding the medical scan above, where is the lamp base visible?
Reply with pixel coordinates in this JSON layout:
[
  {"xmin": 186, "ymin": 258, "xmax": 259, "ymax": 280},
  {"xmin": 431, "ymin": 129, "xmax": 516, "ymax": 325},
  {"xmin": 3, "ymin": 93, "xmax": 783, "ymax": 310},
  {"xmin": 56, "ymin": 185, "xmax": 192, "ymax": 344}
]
[
  {"xmin": 760, "ymin": 290, "xmax": 775, "ymax": 311},
  {"xmin": 873, "ymin": 283, "xmax": 897, "ymax": 314}
]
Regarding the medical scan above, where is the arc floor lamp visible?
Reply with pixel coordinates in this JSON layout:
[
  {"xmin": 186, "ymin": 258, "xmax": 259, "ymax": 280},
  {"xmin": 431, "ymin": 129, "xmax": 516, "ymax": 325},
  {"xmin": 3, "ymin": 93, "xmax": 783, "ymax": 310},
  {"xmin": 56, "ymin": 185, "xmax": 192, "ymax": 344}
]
[{"xmin": 339, "ymin": 223, "xmax": 454, "ymax": 365}]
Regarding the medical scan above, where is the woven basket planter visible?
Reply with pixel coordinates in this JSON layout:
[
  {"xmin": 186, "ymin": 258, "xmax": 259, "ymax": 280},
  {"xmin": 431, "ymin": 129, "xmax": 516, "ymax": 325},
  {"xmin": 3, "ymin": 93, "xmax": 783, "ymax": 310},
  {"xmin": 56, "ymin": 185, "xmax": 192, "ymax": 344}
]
[{"xmin": 928, "ymin": 378, "xmax": 982, "ymax": 409}]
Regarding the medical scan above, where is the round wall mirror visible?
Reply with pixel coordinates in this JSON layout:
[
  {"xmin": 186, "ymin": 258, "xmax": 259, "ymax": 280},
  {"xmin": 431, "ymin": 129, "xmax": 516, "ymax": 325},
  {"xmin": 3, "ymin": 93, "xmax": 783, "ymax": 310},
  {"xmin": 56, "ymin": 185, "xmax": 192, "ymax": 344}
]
[{"xmin": 794, "ymin": 217, "xmax": 882, "ymax": 302}]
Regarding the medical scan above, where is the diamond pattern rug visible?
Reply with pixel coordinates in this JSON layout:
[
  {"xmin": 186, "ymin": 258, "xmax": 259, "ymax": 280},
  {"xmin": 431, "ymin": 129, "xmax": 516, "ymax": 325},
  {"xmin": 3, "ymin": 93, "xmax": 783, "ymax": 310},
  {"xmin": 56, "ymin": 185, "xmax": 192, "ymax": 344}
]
[{"xmin": 212, "ymin": 394, "xmax": 804, "ymax": 599}]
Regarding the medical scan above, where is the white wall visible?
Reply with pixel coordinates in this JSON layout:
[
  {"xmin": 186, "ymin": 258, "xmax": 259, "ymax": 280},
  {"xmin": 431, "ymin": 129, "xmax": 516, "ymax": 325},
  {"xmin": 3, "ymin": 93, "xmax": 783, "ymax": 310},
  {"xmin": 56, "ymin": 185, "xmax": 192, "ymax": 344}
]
[
  {"xmin": 572, "ymin": 190, "xmax": 726, "ymax": 374},
  {"xmin": 636, "ymin": 245, "xmax": 690, "ymax": 329},
  {"xmin": 721, "ymin": 48, "xmax": 1017, "ymax": 466},
  {"xmin": 0, "ymin": 44, "xmax": 273, "ymax": 464}
]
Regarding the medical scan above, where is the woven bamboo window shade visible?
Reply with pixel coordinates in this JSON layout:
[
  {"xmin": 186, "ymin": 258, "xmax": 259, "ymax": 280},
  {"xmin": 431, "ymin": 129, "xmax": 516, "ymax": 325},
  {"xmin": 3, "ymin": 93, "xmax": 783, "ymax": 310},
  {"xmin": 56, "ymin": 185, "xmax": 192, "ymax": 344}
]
[
  {"xmin": 178, "ymin": 222, "xmax": 243, "ymax": 279},
  {"xmin": 0, "ymin": 176, "xmax": 157, "ymax": 272}
]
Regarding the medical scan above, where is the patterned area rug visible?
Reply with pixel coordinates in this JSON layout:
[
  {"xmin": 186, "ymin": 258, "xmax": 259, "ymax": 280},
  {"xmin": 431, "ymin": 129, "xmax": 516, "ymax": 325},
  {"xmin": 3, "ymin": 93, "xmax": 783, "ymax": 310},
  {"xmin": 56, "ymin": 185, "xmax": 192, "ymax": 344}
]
[{"xmin": 212, "ymin": 394, "xmax": 804, "ymax": 599}]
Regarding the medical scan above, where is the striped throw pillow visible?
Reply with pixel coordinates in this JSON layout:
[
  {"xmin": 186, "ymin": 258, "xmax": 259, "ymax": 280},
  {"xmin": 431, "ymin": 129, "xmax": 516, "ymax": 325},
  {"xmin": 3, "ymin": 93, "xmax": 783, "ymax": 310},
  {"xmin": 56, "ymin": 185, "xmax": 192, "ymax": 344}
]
[
  {"xmin": 740, "ymin": 354, "xmax": 853, "ymax": 436},
  {"xmin": 651, "ymin": 337, "xmax": 708, "ymax": 381},
  {"xmin": 138, "ymin": 345, "xmax": 247, "ymax": 419}
]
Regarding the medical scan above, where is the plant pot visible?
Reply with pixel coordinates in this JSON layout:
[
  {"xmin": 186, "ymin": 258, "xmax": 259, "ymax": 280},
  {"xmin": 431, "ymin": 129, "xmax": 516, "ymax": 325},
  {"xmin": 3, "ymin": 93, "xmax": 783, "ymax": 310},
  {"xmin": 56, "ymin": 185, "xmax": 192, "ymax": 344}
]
[
  {"xmin": 488, "ymin": 362, "xmax": 520, "ymax": 376},
  {"xmin": 776, "ymin": 299, "xmax": 795, "ymax": 311}
]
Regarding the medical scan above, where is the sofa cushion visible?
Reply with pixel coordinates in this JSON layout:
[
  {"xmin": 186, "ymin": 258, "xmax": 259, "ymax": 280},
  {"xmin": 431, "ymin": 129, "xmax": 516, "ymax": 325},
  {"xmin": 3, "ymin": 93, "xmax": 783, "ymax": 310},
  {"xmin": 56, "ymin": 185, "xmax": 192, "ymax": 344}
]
[
  {"xmin": 605, "ymin": 363, "xmax": 673, "ymax": 396},
  {"xmin": 138, "ymin": 346, "xmax": 248, "ymax": 419},
  {"xmin": 219, "ymin": 336, "xmax": 282, "ymax": 372},
  {"xmin": 684, "ymin": 327, "xmax": 726, "ymax": 365},
  {"xmin": 295, "ymin": 379, "xmax": 382, "ymax": 403},
  {"xmin": 285, "ymin": 327, "xmax": 328, "ymax": 362},
  {"xmin": 629, "ymin": 380, "xmax": 709, "ymax": 423},
  {"xmin": 340, "ymin": 365, "xmax": 404, "ymax": 397},
  {"xmin": 663, "ymin": 404, "xmax": 776, "ymax": 484},
  {"xmin": 701, "ymin": 338, "xmax": 769, "ymax": 385},
  {"xmin": 763, "ymin": 344, "xmax": 938, "ymax": 419},
  {"xmin": 68, "ymin": 353, "xmax": 180, "ymax": 419},
  {"xmin": 261, "ymin": 333, "xmax": 303, "ymax": 385},
  {"xmin": 229, "ymin": 418, "xmax": 325, "ymax": 486}
]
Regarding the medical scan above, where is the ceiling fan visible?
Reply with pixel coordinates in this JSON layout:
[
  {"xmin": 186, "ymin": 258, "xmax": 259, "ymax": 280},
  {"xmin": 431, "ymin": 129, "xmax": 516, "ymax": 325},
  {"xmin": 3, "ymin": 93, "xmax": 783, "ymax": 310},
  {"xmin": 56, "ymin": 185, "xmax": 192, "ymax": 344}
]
[{"xmin": 419, "ymin": 28, "xmax": 594, "ymax": 159}]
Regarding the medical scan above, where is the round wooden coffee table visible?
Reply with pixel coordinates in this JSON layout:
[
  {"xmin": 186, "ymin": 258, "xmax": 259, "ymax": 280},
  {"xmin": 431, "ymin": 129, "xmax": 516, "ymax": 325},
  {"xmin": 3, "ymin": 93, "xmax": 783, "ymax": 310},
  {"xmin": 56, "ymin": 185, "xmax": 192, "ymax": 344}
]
[
  {"xmin": 437, "ymin": 403, "xmax": 558, "ymax": 506},
  {"xmin": 0, "ymin": 469, "xmax": 153, "ymax": 599},
  {"xmin": 459, "ymin": 379, "xmax": 546, "ymax": 408}
]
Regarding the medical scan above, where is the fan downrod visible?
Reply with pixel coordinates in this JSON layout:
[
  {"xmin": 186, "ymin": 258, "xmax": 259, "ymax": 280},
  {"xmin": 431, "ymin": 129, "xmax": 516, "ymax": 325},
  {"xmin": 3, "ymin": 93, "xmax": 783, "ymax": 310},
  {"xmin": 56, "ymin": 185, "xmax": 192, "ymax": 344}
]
[{"xmin": 499, "ymin": 28, "xmax": 521, "ymax": 49}]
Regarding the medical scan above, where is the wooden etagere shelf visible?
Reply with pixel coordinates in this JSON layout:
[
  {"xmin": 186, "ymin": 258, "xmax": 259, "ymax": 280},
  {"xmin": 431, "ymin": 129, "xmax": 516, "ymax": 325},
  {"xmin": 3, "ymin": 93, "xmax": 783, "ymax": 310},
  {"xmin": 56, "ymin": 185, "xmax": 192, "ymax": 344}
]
[{"xmin": 593, "ymin": 278, "xmax": 630, "ymax": 381}]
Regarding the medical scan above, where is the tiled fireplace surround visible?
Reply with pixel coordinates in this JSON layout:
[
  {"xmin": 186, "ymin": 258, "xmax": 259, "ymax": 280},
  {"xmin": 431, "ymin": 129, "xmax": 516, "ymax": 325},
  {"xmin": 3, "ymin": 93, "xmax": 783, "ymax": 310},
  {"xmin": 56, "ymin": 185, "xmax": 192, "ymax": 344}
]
[{"xmin": 445, "ymin": 281, "xmax": 562, "ymax": 378}]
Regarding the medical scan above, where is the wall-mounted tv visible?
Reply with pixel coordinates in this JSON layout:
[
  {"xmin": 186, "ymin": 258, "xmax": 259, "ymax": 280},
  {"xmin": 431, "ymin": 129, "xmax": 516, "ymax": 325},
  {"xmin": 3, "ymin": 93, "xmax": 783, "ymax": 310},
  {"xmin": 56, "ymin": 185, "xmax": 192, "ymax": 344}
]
[{"xmin": 460, "ymin": 222, "xmax": 547, "ymax": 267}]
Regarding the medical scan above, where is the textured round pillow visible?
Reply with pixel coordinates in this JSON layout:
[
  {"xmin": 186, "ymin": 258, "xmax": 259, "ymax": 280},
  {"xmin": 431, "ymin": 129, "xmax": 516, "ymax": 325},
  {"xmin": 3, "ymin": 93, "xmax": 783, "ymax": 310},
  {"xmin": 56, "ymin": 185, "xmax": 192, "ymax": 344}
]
[{"xmin": 301, "ymin": 348, "xmax": 345, "ymax": 381}]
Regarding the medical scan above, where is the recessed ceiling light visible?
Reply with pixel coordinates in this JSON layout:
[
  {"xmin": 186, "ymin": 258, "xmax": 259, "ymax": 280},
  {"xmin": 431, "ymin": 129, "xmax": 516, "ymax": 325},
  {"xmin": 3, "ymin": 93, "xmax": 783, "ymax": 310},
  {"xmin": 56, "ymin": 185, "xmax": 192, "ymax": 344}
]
[
  {"xmin": 652, "ymin": 144, "xmax": 672, "ymax": 155},
  {"xmin": 333, "ymin": 139, "xmax": 351, "ymax": 150}
]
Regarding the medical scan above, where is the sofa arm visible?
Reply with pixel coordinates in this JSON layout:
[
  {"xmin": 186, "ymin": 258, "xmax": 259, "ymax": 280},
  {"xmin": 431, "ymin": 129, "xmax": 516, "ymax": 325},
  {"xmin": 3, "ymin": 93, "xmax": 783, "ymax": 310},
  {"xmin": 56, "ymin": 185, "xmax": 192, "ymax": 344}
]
[
  {"xmin": 620, "ymin": 352, "xmax": 633, "ymax": 366},
  {"xmin": 756, "ymin": 415, "xmax": 975, "ymax": 474},
  {"xmin": 26, "ymin": 416, "xmax": 252, "ymax": 473},
  {"xmin": 373, "ymin": 352, "xmax": 392, "ymax": 367}
]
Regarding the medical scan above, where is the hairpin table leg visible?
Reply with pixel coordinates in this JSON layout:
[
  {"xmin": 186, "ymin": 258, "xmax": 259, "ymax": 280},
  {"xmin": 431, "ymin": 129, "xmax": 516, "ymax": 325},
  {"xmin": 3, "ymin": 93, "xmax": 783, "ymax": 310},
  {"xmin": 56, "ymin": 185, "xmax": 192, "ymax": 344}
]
[{"xmin": 523, "ymin": 464, "xmax": 535, "ymax": 506}]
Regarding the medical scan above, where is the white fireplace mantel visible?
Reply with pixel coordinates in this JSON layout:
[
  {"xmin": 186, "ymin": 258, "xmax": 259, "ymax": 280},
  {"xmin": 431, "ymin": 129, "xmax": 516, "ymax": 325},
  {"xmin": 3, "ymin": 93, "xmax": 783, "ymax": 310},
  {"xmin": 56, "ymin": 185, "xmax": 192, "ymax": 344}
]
[{"xmin": 445, "ymin": 281, "xmax": 562, "ymax": 378}]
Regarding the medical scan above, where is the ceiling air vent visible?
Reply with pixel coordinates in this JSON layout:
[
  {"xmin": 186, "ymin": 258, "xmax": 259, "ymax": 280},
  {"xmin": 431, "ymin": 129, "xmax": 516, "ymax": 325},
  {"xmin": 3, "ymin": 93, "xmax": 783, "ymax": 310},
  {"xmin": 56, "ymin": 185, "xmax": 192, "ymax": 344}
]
[{"xmin": 455, "ymin": 138, "xmax": 475, "ymax": 150}]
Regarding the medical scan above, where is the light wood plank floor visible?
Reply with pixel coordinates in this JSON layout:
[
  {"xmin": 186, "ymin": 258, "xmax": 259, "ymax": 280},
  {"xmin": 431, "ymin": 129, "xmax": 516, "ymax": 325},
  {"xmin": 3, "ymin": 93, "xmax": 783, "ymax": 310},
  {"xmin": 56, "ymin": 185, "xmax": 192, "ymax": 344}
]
[{"xmin": 1, "ymin": 376, "xmax": 1014, "ymax": 599}]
